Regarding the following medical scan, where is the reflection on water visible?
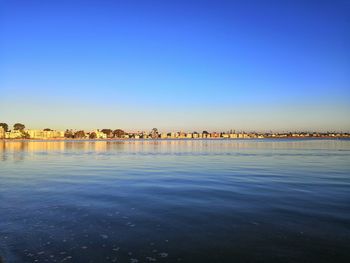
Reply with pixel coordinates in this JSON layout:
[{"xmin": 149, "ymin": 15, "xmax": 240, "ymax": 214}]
[
  {"xmin": 0, "ymin": 139, "xmax": 350, "ymax": 263},
  {"xmin": 1, "ymin": 139, "xmax": 349, "ymax": 154}
]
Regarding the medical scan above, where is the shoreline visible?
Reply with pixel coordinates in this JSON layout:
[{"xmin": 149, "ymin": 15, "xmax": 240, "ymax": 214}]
[{"xmin": 1, "ymin": 136, "xmax": 349, "ymax": 142}]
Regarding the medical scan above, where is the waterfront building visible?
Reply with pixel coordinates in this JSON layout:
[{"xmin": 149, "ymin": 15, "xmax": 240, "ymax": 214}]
[
  {"xmin": 238, "ymin": 133, "xmax": 249, "ymax": 138},
  {"xmin": 26, "ymin": 130, "xmax": 64, "ymax": 139},
  {"xmin": 178, "ymin": 132, "xmax": 186, "ymax": 139},
  {"xmin": 5, "ymin": 130, "xmax": 23, "ymax": 139},
  {"xmin": 0, "ymin": 126, "xmax": 4, "ymax": 139},
  {"xmin": 171, "ymin": 132, "xmax": 179, "ymax": 138},
  {"xmin": 94, "ymin": 130, "xmax": 107, "ymax": 139},
  {"xmin": 211, "ymin": 132, "xmax": 219, "ymax": 138}
]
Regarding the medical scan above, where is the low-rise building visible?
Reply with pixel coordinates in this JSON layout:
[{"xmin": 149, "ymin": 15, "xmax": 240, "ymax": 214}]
[
  {"xmin": 5, "ymin": 130, "xmax": 24, "ymax": 139},
  {"xmin": 94, "ymin": 130, "xmax": 107, "ymax": 139},
  {"xmin": 26, "ymin": 130, "xmax": 64, "ymax": 139},
  {"xmin": 178, "ymin": 132, "xmax": 186, "ymax": 139},
  {"xmin": 0, "ymin": 126, "xmax": 5, "ymax": 139},
  {"xmin": 170, "ymin": 132, "xmax": 178, "ymax": 138},
  {"xmin": 237, "ymin": 133, "xmax": 249, "ymax": 139}
]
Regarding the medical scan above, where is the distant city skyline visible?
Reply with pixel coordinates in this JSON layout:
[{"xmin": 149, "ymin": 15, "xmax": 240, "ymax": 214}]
[{"xmin": 1, "ymin": 0, "xmax": 349, "ymax": 131}]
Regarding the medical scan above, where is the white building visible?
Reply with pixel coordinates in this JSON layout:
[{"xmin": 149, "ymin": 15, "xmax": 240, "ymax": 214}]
[
  {"xmin": 26, "ymin": 130, "xmax": 64, "ymax": 139},
  {"xmin": 94, "ymin": 130, "xmax": 107, "ymax": 139}
]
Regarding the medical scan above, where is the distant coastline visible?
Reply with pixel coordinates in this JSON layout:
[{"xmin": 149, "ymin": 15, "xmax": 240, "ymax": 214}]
[
  {"xmin": 1, "ymin": 123, "xmax": 349, "ymax": 140},
  {"xmin": 1, "ymin": 136, "xmax": 349, "ymax": 141}
]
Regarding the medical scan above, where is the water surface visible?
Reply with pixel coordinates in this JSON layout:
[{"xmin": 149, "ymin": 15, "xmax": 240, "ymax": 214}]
[{"xmin": 0, "ymin": 139, "xmax": 349, "ymax": 262}]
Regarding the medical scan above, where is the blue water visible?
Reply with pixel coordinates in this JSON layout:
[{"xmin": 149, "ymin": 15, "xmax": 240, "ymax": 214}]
[{"xmin": 0, "ymin": 139, "xmax": 349, "ymax": 263}]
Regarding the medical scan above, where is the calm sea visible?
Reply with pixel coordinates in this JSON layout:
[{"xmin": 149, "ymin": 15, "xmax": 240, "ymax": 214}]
[{"xmin": 0, "ymin": 139, "xmax": 349, "ymax": 263}]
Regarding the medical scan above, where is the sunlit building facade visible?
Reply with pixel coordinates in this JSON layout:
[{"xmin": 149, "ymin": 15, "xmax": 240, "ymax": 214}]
[
  {"xmin": 0, "ymin": 127, "xmax": 5, "ymax": 139},
  {"xmin": 26, "ymin": 130, "xmax": 65, "ymax": 139},
  {"xmin": 5, "ymin": 130, "xmax": 24, "ymax": 139},
  {"xmin": 94, "ymin": 130, "xmax": 107, "ymax": 139}
]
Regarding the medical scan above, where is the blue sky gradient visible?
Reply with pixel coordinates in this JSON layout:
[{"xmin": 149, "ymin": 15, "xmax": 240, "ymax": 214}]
[{"xmin": 1, "ymin": 0, "xmax": 349, "ymax": 132}]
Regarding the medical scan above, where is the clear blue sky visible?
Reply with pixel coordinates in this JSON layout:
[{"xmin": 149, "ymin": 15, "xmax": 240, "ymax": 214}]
[{"xmin": 1, "ymin": 0, "xmax": 349, "ymax": 132}]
